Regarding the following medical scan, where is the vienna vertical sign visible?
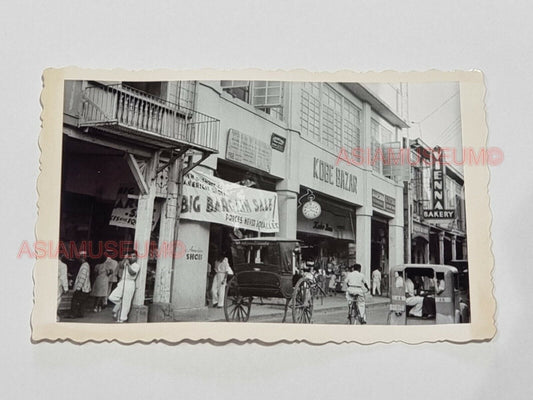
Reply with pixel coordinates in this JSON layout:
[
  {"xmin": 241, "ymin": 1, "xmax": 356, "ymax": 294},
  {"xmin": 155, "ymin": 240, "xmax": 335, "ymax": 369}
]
[{"xmin": 423, "ymin": 147, "xmax": 455, "ymax": 219}]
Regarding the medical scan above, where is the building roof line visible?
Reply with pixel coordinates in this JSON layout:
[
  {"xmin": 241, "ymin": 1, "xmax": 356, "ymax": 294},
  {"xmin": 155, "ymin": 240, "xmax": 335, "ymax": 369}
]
[{"xmin": 340, "ymin": 83, "xmax": 410, "ymax": 129}]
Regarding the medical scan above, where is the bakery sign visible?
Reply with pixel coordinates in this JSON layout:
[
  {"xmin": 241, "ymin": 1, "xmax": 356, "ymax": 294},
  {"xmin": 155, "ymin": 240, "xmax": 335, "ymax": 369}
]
[
  {"xmin": 423, "ymin": 147, "xmax": 455, "ymax": 220},
  {"xmin": 226, "ymin": 128, "xmax": 272, "ymax": 172}
]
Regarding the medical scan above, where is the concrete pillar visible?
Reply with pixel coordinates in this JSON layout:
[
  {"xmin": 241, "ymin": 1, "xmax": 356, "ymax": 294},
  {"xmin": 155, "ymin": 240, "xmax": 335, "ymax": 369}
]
[
  {"xmin": 424, "ymin": 240, "xmax": 430, "ymax": 264},
  {"xmin": 451, "ymin": 234, "xmax": 457, "ymax": 261},
  {"xmin": 276, "ymin": 189, "xmax": 298, "ymax": 239},
  {"xmin": 438, "ymin": 231, "xmax": 445, "ymax": 265},
  {"xmin": 171, "ymin": 220, "xmax": 211, "ymax": 321},
  {"xmin": 388, "ymin": 219, "xmax": 403, "ymax": 275},
  {"xmin": 149, "ymin": 158, "xmax": 179, "ymax": 322},
  {"xmin": 130, "ymin": 154, "xmax": 158, "ymax": 323},
  {"xmin": 356, "ymin": 210, "xmax": 372, "ymax": 282},
  {"xmin": 462, "ymin": 240, "xmax": 468, "ymax": 259}
]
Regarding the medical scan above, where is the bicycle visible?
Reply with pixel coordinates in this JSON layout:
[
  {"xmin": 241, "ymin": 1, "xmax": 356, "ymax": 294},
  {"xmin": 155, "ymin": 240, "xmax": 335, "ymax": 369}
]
[{"xmin": 347, "ymin": 293, "xmax": 367, "ymax": 325}]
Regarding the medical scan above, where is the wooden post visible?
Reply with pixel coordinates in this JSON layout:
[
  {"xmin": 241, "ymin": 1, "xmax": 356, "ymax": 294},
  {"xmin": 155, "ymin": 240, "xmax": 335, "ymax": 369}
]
[{"xmin": 129, "ymin": 151, "xmax": 158, "ymax": 323}]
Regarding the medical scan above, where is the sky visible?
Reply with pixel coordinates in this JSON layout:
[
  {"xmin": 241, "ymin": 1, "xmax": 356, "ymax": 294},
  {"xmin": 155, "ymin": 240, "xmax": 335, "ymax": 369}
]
[{"xmin": 406, "ymin": 82, "xmax": 462, "ymax": 152}]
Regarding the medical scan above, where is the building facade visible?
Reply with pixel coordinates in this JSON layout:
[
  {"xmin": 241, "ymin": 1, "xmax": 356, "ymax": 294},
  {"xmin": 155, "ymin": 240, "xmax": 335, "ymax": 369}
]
[
  {"xmin": 404, "ymin": 138, "xmax": 467, "ymax": 265},
  {"xmin": 60, "ymin": 79, "xmax": 408, "ymax": 322}
]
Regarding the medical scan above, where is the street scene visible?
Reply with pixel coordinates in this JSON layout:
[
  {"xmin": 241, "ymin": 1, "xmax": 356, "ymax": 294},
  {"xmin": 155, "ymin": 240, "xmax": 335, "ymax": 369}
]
[{"xmin": 55, "ymin": 79, "xmax": 471, "ymax": 326}]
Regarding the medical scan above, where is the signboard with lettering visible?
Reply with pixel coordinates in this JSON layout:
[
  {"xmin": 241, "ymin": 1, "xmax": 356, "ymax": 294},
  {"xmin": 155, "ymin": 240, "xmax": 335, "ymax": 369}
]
[
  {"xmin": 296, "ymin": 209, "xmax": 354, "ymax": 240},
  {"xmin": 423, "ymin": 147, "xmax": 455, "ymax": 220},
  {"xmin": 313, "ymin": 157, "xmax": 358, "ymax": 194},
  {"xmin": 226, "ymin": 128, "xmax": 272, "ymax": 172},
  {"xmin": 180, "ymin": 170, "xmax": 279, "ymax": 233},
  {"xmin": 109, "ymin": 185, "xmax": 161, "ymax": 230},
  {"xmin": 270, "ymin": 133, "xmax": 286, "ymax": 152},
  {"xmin": 372, "ymin": 190, "xmax": 396, "ymax": 214}
]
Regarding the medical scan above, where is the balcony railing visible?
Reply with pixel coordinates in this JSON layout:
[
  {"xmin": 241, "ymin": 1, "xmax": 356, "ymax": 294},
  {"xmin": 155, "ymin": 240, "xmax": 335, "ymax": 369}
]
[{"xmin": 79, "ymin": 83, "xmax": 219, "ymax": 152}]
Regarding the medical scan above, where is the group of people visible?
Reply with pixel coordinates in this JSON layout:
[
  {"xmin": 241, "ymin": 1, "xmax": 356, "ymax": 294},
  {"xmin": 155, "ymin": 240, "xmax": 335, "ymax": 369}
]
[
  {"xmin": 395, "ymin": 271, "xmax": 445, "ymax": 318},
  {"xmin": 57, "ymin": 250, "xmax": 140, "ymax": 323}
]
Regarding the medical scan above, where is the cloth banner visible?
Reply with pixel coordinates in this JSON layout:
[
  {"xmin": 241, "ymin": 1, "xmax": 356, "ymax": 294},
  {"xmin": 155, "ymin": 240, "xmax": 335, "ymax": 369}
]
[{"xmin": 181, "ymin": 170, "xmax": 279, "ymax": 233}]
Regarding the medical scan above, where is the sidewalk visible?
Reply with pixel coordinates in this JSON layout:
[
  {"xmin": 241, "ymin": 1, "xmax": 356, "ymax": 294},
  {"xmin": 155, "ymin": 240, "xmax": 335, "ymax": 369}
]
[
  {"xmin": 59, "ymin": 293, "xmax": 390, "ymax": 324},
  {"xmin": 206, "ymin": 293, "xmax": 390, "ymax": 322}
]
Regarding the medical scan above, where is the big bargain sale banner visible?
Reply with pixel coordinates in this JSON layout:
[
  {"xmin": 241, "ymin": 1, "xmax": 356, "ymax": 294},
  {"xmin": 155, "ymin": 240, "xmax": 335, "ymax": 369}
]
[{"xmin": 180, "ymin": 170, "xmax": 279, "ymax": 233}]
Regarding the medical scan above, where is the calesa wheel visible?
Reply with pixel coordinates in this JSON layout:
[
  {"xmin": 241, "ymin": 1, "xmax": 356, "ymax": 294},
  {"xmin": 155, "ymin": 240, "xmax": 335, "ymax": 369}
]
[
  {"xmin": 291, "ymin": 277, "xmax": 314, "ymax": 323},
  {"xmin": 224, "ymin": 278, "xmax": 252, "ymax": 322}
]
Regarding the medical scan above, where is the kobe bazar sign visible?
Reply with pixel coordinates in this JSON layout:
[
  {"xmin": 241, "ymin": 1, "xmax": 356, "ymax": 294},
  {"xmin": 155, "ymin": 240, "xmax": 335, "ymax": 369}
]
[{"xmin": 313, "ymin": 157, "xmax": 358, "ymax": 194}]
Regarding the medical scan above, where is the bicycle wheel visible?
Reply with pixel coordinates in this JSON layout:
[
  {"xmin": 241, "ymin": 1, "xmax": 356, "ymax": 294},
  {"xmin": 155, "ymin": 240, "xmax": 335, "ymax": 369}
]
[{"xmin": 348, "ymin": 301, "xmax": 359, "ymax": 325}]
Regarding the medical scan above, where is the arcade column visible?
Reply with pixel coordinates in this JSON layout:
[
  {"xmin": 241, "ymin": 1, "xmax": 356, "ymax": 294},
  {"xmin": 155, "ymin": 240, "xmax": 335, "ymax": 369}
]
[
  {"xmin": 438, "ymin": 231, "xmax": 445, "ymax": 265},
  {"xmin": 388, "ymin": 218, "xmax": 404, "ymax": 275},
  {"xmin": 356, "ymin": 209, "xmax": 372, "ymax": 282}
]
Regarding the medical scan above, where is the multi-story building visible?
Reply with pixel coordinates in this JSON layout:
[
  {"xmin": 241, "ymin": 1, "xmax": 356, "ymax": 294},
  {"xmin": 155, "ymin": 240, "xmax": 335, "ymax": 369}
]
[
  {"xmin": 405, "ymin": 138, "xmax": 467, "ymax": 265},
  {"xmin": 60, "ymin": 79, "xmax": 408, "ymax": 322}
]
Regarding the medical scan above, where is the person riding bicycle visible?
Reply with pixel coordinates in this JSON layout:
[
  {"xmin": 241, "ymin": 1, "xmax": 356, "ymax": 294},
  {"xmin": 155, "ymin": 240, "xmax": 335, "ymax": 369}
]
[{"xmin": 344, "ymin": 263, "xmax": 370, "ymax": 324}]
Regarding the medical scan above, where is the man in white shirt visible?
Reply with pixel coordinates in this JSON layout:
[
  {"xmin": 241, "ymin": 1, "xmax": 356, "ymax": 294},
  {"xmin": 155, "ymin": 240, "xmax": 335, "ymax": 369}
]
[
  {"xmin": 344, "ymin": 264, "xmax": 370, "ymax": 324},
  {"xmin": 108, "ymin": 250, "xmax": 140, "ymax": 322},
  {"xmin": 405, "ymin": 275, "xmax": 424, "ymax": 317}
]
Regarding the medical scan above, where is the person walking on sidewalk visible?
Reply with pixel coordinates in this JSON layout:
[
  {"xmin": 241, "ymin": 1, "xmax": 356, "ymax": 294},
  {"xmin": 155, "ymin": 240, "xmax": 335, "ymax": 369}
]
[
  {"xmin": 68, "ymin": 251, "xmax": 91, "ymax": 319},
  {"xmin": 108, "ymin": 250, "xmax": 140, "ymax": 322},
  {"xmin": 371, "ymin": 267, "xmax": 382, "ymax": 296},
  {"xmin": 211, "ymin": 253, "xmax": 233, "ymax": 308}
]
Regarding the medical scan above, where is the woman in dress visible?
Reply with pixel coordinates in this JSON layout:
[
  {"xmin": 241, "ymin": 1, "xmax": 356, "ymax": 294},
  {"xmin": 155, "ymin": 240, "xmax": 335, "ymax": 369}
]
[{"xmin": 91, "ymin": 261, "xmax": 112, "ymax": 312}]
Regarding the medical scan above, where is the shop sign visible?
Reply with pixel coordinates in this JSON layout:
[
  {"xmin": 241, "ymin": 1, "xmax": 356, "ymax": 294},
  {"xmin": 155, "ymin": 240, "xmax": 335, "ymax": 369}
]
[
  {"xmin": 372, "ymin": 189, "xmax": 396, "ymax": 214},
  {"xmin": 313, "ymin": 157, "xmax": 357, "ymax": 194},
  {"xmin": 385, "ymin": 195, "xmax": 396, "ymax": 213},
  {"xmin": 109, "ymin": 185, "xmax": 138, "ymax": 228},
  {"xmin": 180, "ymin": 170, "xmax": 279, "ymax": 233},
  {"xmin": 185, "ymin": 246, "xmax": 204, "ymax": 261},
  {"xmin": 423, "ymin": 147, "xmax": 455, "ymax": 220},
  {"xmin": 109, "ymin": 185, "xmax": 161, "ymax": 230},
  {"xmin": 297, "ymin": 210, "xmax": 354, "ymax": 240},
  {"xmin": 270, "ymin": 133, "xmax": 286, "ymax": 152},
  {"xmin": 226, "ymin": 128, "xmax": 272, "ymax": 172}
]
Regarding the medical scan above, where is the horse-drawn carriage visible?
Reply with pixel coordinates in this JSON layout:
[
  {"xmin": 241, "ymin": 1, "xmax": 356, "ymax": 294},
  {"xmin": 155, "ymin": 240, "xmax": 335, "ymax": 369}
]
[{"xmin": 223, "ymin": 237, "xmax": 317, "ymax": 323}]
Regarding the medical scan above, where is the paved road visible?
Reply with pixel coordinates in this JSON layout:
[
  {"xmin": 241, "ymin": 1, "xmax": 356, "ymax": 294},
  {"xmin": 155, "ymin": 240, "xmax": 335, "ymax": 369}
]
[{"xmin": 246, "ymin": 303, "xmax": 391, "ymax": 325}]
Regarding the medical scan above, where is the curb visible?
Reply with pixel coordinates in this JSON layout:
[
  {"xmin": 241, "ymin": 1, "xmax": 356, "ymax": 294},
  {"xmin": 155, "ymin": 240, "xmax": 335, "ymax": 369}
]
[{"xmin": 209, "ymin": 299, "xmax": 390, "ymax": 322}]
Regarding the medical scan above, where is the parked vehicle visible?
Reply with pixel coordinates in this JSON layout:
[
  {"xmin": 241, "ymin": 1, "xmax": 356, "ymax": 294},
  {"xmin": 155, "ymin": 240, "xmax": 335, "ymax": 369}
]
[
  {"xmin": 225, "ymin": 238, "xmax": 317, "ymax": 323},
  {"xmin": 388, "ymin": 264, "xmax": 470, "ymax": 325}
]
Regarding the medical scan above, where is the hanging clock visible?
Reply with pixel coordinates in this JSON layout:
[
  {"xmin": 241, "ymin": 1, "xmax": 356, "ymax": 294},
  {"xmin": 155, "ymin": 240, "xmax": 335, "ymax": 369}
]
[{"xmin": 302, "ymin": 199, "xmax": 322, "ymax": 219}]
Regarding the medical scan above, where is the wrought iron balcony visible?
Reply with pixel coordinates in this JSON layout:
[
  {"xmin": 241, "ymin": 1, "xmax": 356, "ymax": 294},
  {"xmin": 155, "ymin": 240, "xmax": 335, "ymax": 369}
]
[{"xmin": 78, "ymin": 83, "xmax": 219, "ymax": 153}]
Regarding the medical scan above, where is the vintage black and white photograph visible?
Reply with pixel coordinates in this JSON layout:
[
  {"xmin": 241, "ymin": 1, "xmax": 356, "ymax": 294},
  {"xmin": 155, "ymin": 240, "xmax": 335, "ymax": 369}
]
[{"xmin": 32, "ymin": 70, "xmax": 494, "ymax": 343}]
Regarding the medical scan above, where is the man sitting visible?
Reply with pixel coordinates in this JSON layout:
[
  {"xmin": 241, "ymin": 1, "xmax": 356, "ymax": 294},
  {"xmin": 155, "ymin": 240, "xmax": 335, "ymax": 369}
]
[{"xmin": 405, "ymin": 274, "xmax": 424, "ymax": 317}]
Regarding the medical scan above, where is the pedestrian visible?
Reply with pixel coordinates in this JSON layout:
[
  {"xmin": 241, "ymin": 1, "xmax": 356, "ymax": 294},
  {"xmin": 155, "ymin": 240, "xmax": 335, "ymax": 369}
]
[
  {"xmin": 67, "ymin": 251, "xmax": 91, "ymax": 319},
  {"xmin": 108, "ymin": 250, "xmax": 140, "ymax": 322},
  {"xmin": 91, "ymin": 258, "xmax": 113, "ymax": 312},
  {"xmin": 211, "ymin": 252, "xmax": 233, "ymax": 308},
  {"xmin": 105, "ymin": 253, "xmax": 119, "ymax": 301},
  {"xmin": 57, "ymin": 256, "xmax": 69, "ymax": 321},
  {"xmin": 372, "ymin": 267, "xmax": 382, "ymax": 296}
]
